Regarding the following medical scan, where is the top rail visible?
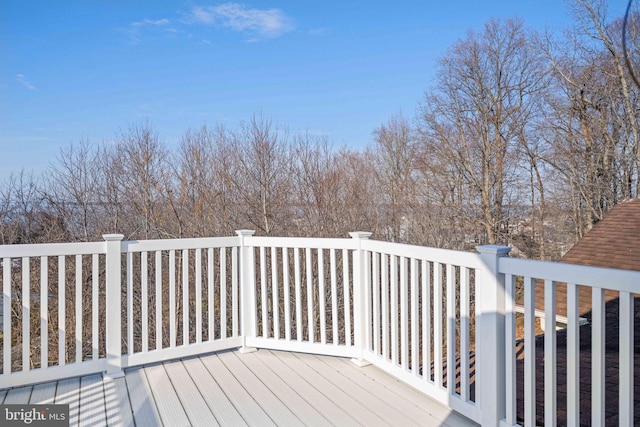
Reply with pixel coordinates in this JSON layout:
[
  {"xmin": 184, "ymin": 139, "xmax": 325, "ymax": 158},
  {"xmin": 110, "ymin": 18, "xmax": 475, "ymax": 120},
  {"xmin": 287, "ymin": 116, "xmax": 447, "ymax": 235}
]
[
  {"xmin": 363, "ymin": 239, "xmax": 483, "ymax": 268},
  {"xmin": 500, "ymin": 257, "xmax": 640, "ymax": 293},
  {"xmin": 245, "ymin": 236, "xmax": 358, "ymax": 250},
  {"xmin": 122, "ymin": 236, "xmax": 240, "ymax": 252},
  {"xmin": 0, "ymin": 241, "xmax": 105, "ymax": 258}
]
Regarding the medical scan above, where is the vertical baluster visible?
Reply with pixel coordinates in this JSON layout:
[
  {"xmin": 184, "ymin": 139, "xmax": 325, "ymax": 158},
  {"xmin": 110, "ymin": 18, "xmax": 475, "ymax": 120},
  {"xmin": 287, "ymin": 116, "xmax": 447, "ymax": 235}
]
[
  {"xmin": 433, "ymin": 263, "xmax": 442, "ymax": 387},
  {"xmin": 592, "ymin": 287, "xmax": 605, "ymax": 427},
  {"xmin": 544, "ymin": 280, "xmax": 557, "ymax": 427},
  {"xmin": 294, "ymin": 247, "xmax": 302, "ymax": 342},
  {"xmin": 460, "ymin": 266, "xmax": 470, "ymax": 401},
  {"xmin": 371, "ymin": 252, "xmax": 380, "ymax": 355},
  {"xmin": 524, "ymin": 276, "xmax": 536, "ymax": 426},
  {"xmin": 330, "ymin": 249, "xmax": 338, "ymax": 346},
  {"xmin": 619, "ymin": 291, "xmax": 634, "ymax": 426},
  {"xmin": 410, "ymin": 258, "xmax": 418, "ymax": 376},
  {"xmin": 318, "ymin": 249, "xmax": 326, "ymax": 344},
  {"xmin": 220, "ymin": 248, "xmax": 227, "ymax": 339},
  {"xmin": 382, "ymin": 254, "xmax": 389, "ymax": 360},
  {"xmin": 283, "ymin": 248, "xmax": 291, "ymax": 341},
  {"xmin": 155, "ymin": 251, "xmax": 162, "ymax": 350},
  {"xmin": 41, "ymin": 256, "xmax": 49, "ymax": 367},
  {"xmin": 195, "ymin": 248, "xmax": 202, "ymax": 343},
  {"xmin": 272, "ymin": 247, "xmax": 279, "ymax": 339},
  {"xmin": 91, "ymin": 254, "xmax": 99, "ymax": 360},
  {"xmin": 75, "ymin": 254, "xmax": 82, "ymax": 364},
  {"xmin": 422, "ymin": 261, "xmax": 431, "ymax": 382},
  {"xmin": 141, "ymin": 252, "xmax": 148, "ymax": 353},
  {"xmin": 232, "ymin": 247, "xmax": 238, "ymax": 337},
  {"xmin": 446, "ymin": 264, "xmax": 455, "ymax": 394},
  {"xmin": 127, "ymin": 252, "xmax": 133, "ymax": 354},
  {"xmin": 343, "ymin": 249, "xmax": 351, "ymax": 347},
  {"xmin": 58, "ymin": 256, "xmax": 66, "ymax": 366},
  {"xmin": 306, "ymin": 247, "xmax": 314, "ymax": 343},
  {"xmin": 566, "ymin": 282, "xmax": 579, "ymax": 427},
  {"xmin": 169, "ymin": 250, "xmax": 176, "ymax": 347},
  {"xmin": 182, "ymin": 249, "xmax": 189, "ymax": 346},
  {"xmin": 364, "ymin": 249, "xmax": 371, "ymax": 354},
  {"xmin": 260, "ymin": 247, "xmax": 267, "ymax": 338},
  {"xmin": 208, "ymin": 248, "xmax": 215, "ymax": 340},
  {"xmin": 400, "ymin": 256, "xmax": 408, "ymax": 370},
  {"xmin": 22, "ymin": 257, "xmax": 30, "ymax": 371},
  {"xmin": 3, "ymin": 258, "xmax": 10, "ymax": 374},
  {"xmin": 390, "ymin": 255, "xmax": 398, "ymax": 366}
]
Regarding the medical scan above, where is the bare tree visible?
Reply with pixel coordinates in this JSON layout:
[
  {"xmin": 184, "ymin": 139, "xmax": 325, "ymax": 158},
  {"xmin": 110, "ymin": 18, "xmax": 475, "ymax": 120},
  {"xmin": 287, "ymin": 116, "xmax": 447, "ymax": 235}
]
[
  {"xmin": 372, "ymin": 113, "xmax": 417, "ymax": 243},
  {"xmin": 418, "ymin": 17, "xmax": 547, "ymax": 247},
  {"xmin": 174, "ymin": 124, "xmax": 239, "ymax": 237},
  {"xmin": 44, "ymin": 140, "xmax": 101, "ymax": 241},
  {"xmin": 112, "ymin": 121, "xmax": 171, "ymax": 239},
  {"xmin": 229, "ymin": 115, "xmax": 293, "ymax": 235},
  {"xmin": 541, "ymin": 0, "xmax": 640, "ymax": 238}
]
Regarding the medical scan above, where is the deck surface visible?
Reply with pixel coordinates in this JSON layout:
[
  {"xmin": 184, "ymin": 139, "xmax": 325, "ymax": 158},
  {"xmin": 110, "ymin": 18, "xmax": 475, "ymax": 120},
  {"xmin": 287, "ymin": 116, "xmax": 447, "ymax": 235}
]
[{"xmin": 0, "ymin": 349, "xmax": 477, "ymax": 426}]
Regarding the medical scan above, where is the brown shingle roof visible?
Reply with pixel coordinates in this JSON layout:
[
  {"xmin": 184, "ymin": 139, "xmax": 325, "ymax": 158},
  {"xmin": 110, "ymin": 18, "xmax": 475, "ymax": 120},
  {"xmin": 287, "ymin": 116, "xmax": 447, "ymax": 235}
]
[
  {"xmin": 531, "ymin": 198, "xmax": 640, "ymax": 317},
  {"xmin": 561, "ymin": 197, "xmax": 640, "ymax": 272}
]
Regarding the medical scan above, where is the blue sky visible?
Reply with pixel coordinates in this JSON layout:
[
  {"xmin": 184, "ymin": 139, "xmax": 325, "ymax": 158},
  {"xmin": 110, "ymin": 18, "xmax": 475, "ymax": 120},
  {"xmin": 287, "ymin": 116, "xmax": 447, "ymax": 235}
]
[{"xmin": 0, "ymin": 1, "xmax": 631, "ymax": 180}]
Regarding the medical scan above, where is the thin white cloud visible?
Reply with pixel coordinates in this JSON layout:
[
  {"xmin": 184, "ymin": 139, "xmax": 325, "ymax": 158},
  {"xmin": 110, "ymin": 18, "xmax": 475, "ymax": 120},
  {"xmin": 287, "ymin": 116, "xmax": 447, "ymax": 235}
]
[
  {"xmin": 16, "ymin": 74, "xmax": 36, "ymax": 91},
  {"xmin": 309, "ymin": 28, "xmax": 329, "ymax": 36},
  {"xmin": 124, "ymin": 18, "xmax": 176, "ymax": 44},
  {"xmin": 131, "ymin": 18, "xmax": 170, "ymax": 27},
  {"xmin": 188, "ymin": 3, "xmax": 293, "ymax": 38}
]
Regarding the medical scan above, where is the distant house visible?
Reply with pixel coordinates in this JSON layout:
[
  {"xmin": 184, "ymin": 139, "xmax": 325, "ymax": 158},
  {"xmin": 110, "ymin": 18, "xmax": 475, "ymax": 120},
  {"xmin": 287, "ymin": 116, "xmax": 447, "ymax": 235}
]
[{"xmin": 530, "ymin": 197, "xmax": 640, "ymax": 329}]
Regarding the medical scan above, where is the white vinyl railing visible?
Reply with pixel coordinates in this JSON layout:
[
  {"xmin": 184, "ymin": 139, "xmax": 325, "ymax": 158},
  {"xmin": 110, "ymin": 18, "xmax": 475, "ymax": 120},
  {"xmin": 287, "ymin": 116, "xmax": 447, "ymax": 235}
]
[
  {"xmin": 359, "ymin": 238, "xmax": 487, "ymax": 422},
  {"xmin": 120, "ymin": 235, "xmax": 243, "ymax": 369},
  {"xmin": 241, "ymin": 234, "xmax": 360, "ymax": 358},
  {"xmin": 500, "ymin": 257, "xmax": 640, "ymax": 427},
  {"xmin": 0, "ymin": 233, "xmax": 637, "ymax": 426},
  {"xmin": 1, "ymin": 241, "xmax": 107, "ymax": 387}
]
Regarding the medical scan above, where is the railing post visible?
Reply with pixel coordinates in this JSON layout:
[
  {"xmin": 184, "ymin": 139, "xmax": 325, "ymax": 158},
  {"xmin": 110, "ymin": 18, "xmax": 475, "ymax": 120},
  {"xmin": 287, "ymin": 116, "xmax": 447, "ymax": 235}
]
[
  {"xmin": 350, "ymin": 231, "xmax": 372, "ymax": 366},
  {"xmin": 476, "ymin": 245, "xmax": 511, "ymax": 427},
  {"xmin": 103, "ymin": 234, "xmax": 124, "ymax": 379},
  {"xmin": 236, "ymin": 230, "xmax": 257, "ymax": 353}
]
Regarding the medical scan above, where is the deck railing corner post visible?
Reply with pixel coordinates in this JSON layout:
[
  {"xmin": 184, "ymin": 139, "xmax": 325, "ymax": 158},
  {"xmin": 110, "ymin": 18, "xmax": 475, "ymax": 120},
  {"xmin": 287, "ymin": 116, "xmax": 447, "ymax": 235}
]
[
  {"xmin": 236, "ymin": 230, "xmax": 258, "ymax": 353},
  {"xmin": 476, "ymin": 244, "xmax": 511, "ymax": 426},
  {"xmin": 103, "ymin": 233, "xmax": 125, "ymax": 379},
  {"xmin": 349, "ymin": 231, "xmax": 373, "ymax": 366}
]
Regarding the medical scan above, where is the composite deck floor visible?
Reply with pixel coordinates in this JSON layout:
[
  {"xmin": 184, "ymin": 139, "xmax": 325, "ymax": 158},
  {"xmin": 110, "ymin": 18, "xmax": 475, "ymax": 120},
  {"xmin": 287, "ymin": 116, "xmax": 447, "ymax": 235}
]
[{"xmin": 0, "ymin": 349, "xmax": 477, "ymax": 426}]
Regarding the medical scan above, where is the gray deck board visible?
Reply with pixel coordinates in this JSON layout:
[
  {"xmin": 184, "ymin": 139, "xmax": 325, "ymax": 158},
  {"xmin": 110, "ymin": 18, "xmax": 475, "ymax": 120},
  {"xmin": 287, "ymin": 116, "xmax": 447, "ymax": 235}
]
[
  {"xmin": 124, "ymin": 367, "xmax": 162, "ymax": 427},
  {"xmin": 0, "ymin": 349, "xmax": 479, "ymax": 427},
  {"xmin": 334, "ymin": 356, "xmax": 476, "ymax": 427},
  {"xmin": 3, "ymin": 385, "xmax": 32, "ymax": 403},
  {"xmin": 274, "ymin": 350, "xmax": 387, "ymax": 425},
  {"xmin": 238, "ymin": 350, "xmax": 333, "ymax": 427},
  {"xmin": 182, "ymin": 356, "xmax": 247, "ymax": 426},
  {"xmin": 199, "ymin": 352, "xmax": 276, "ymax": 427},
  {"xmin": 79, "ymin": 374, "xmax": 106, "ymax": 426},
  {"xmin": 103, "ymin": 376, "xmax": 135, "ymax": 427},
  {"xmin": 254, "ymin": 350, "xmax": 360, "ymax": 426},
  {"xmin": 217, "ymin": 351, "xmax": 303, "ymax": 427},
  {"xmin": 54, "ymin": 377, "xmax": 80, "ymax": 427},
  {"xmin": 321, "ymin": 354, "xmax": 459, "ymax": 424},
  {"xmin": 144, "ymin": 363, "xmax": 191, "ymax": 427},
  {"xmin": 30, "ymin": 381, "xmax": 56, "ymax": 404},
  {"xmin": 163, "ymin": 360, "xmax": 220, "ymax": 427},
  {"xmin": 296, "ymin": 352, "xmax": 421, "ymax": 426}
]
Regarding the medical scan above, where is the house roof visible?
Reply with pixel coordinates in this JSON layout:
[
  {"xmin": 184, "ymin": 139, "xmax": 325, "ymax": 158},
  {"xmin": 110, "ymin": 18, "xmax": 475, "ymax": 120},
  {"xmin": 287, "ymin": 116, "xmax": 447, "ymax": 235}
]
[
  {"xmin": 561, "ymin": 197, "xmax": 640, "ymax": 272},
  {"xmin": 531, "ymin": 198, "xmax": 640, "ymax": 318}
]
